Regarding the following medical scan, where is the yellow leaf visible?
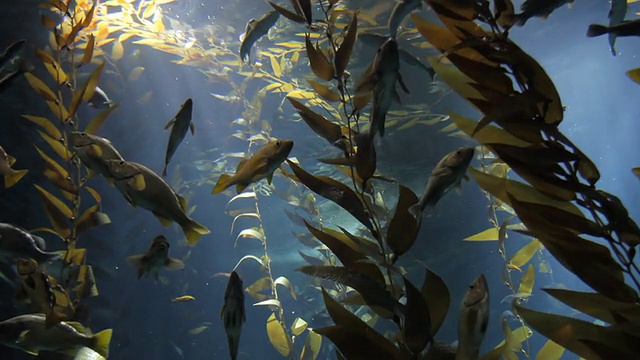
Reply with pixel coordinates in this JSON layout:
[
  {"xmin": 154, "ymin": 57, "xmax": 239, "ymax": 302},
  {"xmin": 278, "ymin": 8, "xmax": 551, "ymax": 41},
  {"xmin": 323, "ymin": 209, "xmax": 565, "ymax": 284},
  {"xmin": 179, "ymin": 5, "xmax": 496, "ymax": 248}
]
[
  {"xmin": 128, "ymin": 66, "xmax": 145, "ymax": 82},
  {"xmin": 142, "ymin": 3, "xmax": 156, "ymax": 19},
  {"xmin": 291, "ymin": 51, "xmax": 300, "ymax": 64},
  {"xmin": 517, "ymin": 264, "xmax": 535, "ymax": 296},
  {"xmin": 82, "ymin": 62, "xmax": 105, "ymax": 103},
  {"xmin": 38, "ymin": 131, "xmax": 71, "ymax": 161},
  {"xmin": 21, "ymin": 115, "xmax": 62, "ymax": 139},
  {"xmin": 46, "ymin": 100, "xmax": 69, "ymax": 122},
  {"xmin": 59, "ymin": 248, "xmax": 86, "ymax": 265},
  {"xmin": 188, "ymin": 325, "xmax": 209, "ymax": 335},
  {"xmin": 286, "ymin": 90, "xmax": 316, "ymax": 99},
  {"xmin": 35, "ymin": 184, "xmax": 72, "ymax": 218},
  {"xmin": 464, "ymin": 227, "xmax": 499, "ymax": 241},
  {"xmin": 85, "ymin": 104, "xmax": 118, "ymax": 134},
  {"xmin": 633, "ymin": 167, "xmax": 640, "ymax": 179},
  {"xmin": 274, "ymin": 276, "xmax": 297, "ymax": 300},
  {"xmin": 81, "ymin": 34, "xmax": 94, "ymax": 66},
  {"xmin": 34, "ymin": 184, "xmax": 71, "ymax": 238},
  {"xmin": 509, "ymin": 239, "xmax": 541, "ymax": 268},
  {"xmin": 84, "ymin": 186, "xmax": 102, "ymax": 203},
  {"xmin": 536, "ymin": 339, "xmax": 565, "ymax": 360},
  {"xmin": 266, "ymin": 313, "xmax": 291, "ymax": 357},
  {"xmin": 24, "ymin": 73, "xmax": 57, "ymax": 102},
  {"xmin": 307, "ymin": 79, "xmax": 341, "ymax": 102},
  {"xmin": 626, "ymin": 68, "xmax": 640, "ymax": 85},
  {"xmin": 112, "ymin": 40, "xmax": 124, "ymax": 60},
  {"xmin": 35, "ymin": 146, "xmax": 68, "ymax": 178},
  {"xmin": 267, "ymin": 54, "xmax": 282, "ymax": 78},
  {"xmin": 300, "ymin": 330, "xmax": 322, "ymax": 360},
  {"xmin": 290, "ymin": 317, "xmax": 307, "ymax": 336}
]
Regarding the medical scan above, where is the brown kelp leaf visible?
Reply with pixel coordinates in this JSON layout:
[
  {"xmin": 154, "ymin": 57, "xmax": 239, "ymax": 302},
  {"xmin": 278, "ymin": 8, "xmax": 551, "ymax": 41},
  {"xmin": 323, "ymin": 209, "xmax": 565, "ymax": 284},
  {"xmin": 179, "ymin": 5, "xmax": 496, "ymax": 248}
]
[
  {"xmin": 578, "ymin": 339, "xmax": 635, "ymax": 360},
  {"xmin": 307, "ymin": 80, "xmax": 341, "ymax": 102},
  {"xmin": 543, "ymin": 288, "xmax": 640, "ymax": 325},
  {"xmin": 336, "ymin": 227, "xmax": 382, "ymax": 260},
  {"xmin": 81, "ymin": 61, "xmax": 105, "ymax": 103},
  {"xmin": 287, "ymin": 160, "xmax": 374, "ymax": 232},
  {"xmin": 64, "ymin": 19, "xmax": 85, "ymax": 48},
  {"xmin": 43, "ymin": 168, "xmax": 77, "ymax": 197},
  {"xmin": 298, "ymin": 251, "xmax": 326, "ymax": 266},
  {"xmin": 318, "ymin": 157, "xmax": 354, "ymax": 166},
  {"xmin": 85, "ymin": 104, "xmax": 118, "ymax": 134},
  {"xmin": 305, "ymin": 222, "xmax": 367, "ymax": 266},
  {"xmin": 447, "ymin": 53, "xmax": 513, "ymax": 96},
  {"xmin": 386, "ymin": 185, "xmax": 420, "ymax": 257},
  {"xmin": 427, "ymin": 0, "xmax": 479, "ymax": 21},
  {"xmin": 269, "ymin": 1, "xmax": 307, "ymax": 24},
  {"xmin": 35, "ymin": 146, "xmax": 68, "ymax": 179},
  {"xmin": 317, "ymin": 288, "xmax": 402, "ymax": 360},
  {"xmin": 335, "ymin": 13, "xmax": 357, "ymax": 80},
  {"xmin": 24, "ymin": 73, "xmax": 57, "ymax": 102},
  {"xmin": 306, "ymin": 35, "xmax": 334, "ymax": 81},
  {"xmin": 354, "ymin": 133, "xmax": 376, "ymax": 186},
  {"xmin": 576, "ymin": 153, "xmax": 600, "ymax": 186},
  {"xmin": 402, "ymin": 277, "xmax": 431, "ymax": 354},
  {"xmin": 288, "ymin": 98, "xmax": 344, "ymax": 148},
  {"xmin": 514, "ymin": 303, "xmax": 638, "ymax": 359},
  {"xmin": 34, "ymin": 184, "xmax": 71, "ymax": 239},
  {"xmin": 449, "ymin": 112, "xmax": 530, "ymax": 147},
  {"xmin": 297, "ymin": 0, "xmax": 312, "ymax": 25},
  {"xmin": 82, "ymin": 0, "xmax": 97, "ymax": 27},
  {"xmin": 73, "ymin": 264, "xmax": 98, "ymax": 298},
  {"xmin": 266, "ymin": 313, "xmax": 292, "ymax": 356},
  {"xmin": 420, "ymin": 268, "xmax": 450, "ymax": 336},
  {"xmin": 80, "ymin": 34, "xmax": 94, "ymax": 67}
]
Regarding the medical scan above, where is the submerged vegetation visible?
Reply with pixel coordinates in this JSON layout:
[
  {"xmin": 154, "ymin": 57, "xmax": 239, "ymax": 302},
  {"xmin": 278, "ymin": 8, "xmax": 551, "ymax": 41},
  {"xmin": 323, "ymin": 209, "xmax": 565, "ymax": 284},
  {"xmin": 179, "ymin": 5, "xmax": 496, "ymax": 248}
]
[{"xmin": 0, "ymin": 0, "xmax": 638, "ymax": 358}]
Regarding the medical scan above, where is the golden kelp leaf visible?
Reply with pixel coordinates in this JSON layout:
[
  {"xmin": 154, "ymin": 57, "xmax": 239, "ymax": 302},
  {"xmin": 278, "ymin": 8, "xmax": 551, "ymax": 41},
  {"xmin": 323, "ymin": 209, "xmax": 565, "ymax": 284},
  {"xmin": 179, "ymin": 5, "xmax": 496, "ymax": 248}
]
[
  {"xmin": 305, "ymin": 35, "xmax": 334, "ymax": 81},
  {"xmin": 514, "ymin": 303, "xmax": 637, "ymax": 359},
  {"xmin": 142, "ymin": 2, "xmax": 156, "ymax": 18},
  {"xmin": 43, "ymin": 168, "xmax": 77, "ymax": 198},
  {"xmin": 234, "ymin": 228, "xmax": 266, "ymax": 246},
  {"xmin": 81, "ymin": 34, "xmax": 94, "ymax": 67},
  {"xmin": 267, "ymin": 53, "xmax": 282, "ymax": 78},
  {"xmin": 246, "ymin": 277, "xmax": 272, "ymax": 301},
  {"xmin": 576, "ymin": 154, "xmax": 600, "ymax": 186},
  {"xmin": 254, "ymin": 299, "xmax": 282, "ymax": 308},
  {"xmin": 44, "ymin": 60, "xmax": 69, "ymax": 85},
  {"xmin": 59, "ymin": 248, "xmax": 86, "ymax": 265},
  {"xmin": 386, "ymin": 185, "xmax": 420, "ymax": 256},
  {"xmin": 287, "ymin": 160, "xmax": 373, "ymax": 232},
  {"xmin": 536, "ymin": 340, "xmax": 564, "ymax": 360},
  {"xmin": 291, "ymin": 317, "xmax": 308, "ymax": 336},
  {"xmin": 82, "ymin": 0, "xmax": 97, "ymax": 27},
  {"xmin": 73, "ymin": 264, "xmax": 98, "ymax": 298},
  {"xmin": 64, "ymin": 19, "xmax": 85, "ymax": 48},
  {"xmin": 307, "ymin": 80, "xmax": 341, "ymax": 102},
  {"xmin": 112, "ymin": 40, "xmax": 124, "ymax": 61},
  {"xmin": 22, "ymin": 115, "xmax": 62, "ymax": 140},
  {"xmin": 300, "ymin": 330, "xmax": 322, "ymax": 360},
  {"xmin": 500, "ymin": 318, "xmax": 522, "ymax": 359},
  {"xmin": 626, "ymin": 68, "xmax": 640, "ymax": 85},
  {"xmin": 128, "ymin": 66, "xmax": 145, "ymax": 82},
  {"xmin": 287, "ymin": 90, "xmax": 316, "ymax": 99},
  {"xmin": 509, "ymin": 239, "xmax": 540, "ymax": 268},
  {"xmin": 420, "ymin": 268, "xmax": 450, "ymax": 336},
  {"xmin": 84, "ymin": 186, "xmax": 102, "ymax": 203},
  {"xmin": 24, "ymin": 73, "xmax": 57, "ymax": 102},
  {"xmin": 232, "ymin": 255, "xmax": 266, "ymax": 271},
  {"xmin": 38, "ymin": 131, "xmax": 71, "ymax": 161},
  {"xmin": 34, "ymin": 185, "xmax": 71, "ymax": 239},
  {"xmin": 402, "ymin": 277, "xmax": 431, "ymax": 354},
  {"xmin": 633, "ymin": 167, "xmax": 640, "ymax": 180},
  {"xmin": 81, "ymin": 61, "xmax": 105, "ymax": 103},
  {"xmin": 274, "ymin": 276, "xmax": 297, "ymax": 300},
  {"xmin": 449, "ymin": 112, "xmax": 530, "ymax": 147},
  {"xmin": 334, "ymin": 13, "xmax": 357, "ymax": 80},
  {"xmin": 464, "ymin": 227, "xmax": 499, "ymax": 241},
  {"xmin": 543, "ymin": 288, "xmax": 640, "ymax": 324},
  {"xmin": 84, "ymin": 104, "xmax": 118, "ymax": 134},
  {"xmin": 266, "ymin": 313, "xmax": 291, "ymax": 357},
  {"xmin": 517, "ymin": 264, "xmax": 535, "ymax": 297},
  {"xmin": 288, "ymin": 98, "xmax": 344, "ymax": 147},
  {"xmin": 77, "ymin": 205, "xmax": 111, "ymax": 234}
]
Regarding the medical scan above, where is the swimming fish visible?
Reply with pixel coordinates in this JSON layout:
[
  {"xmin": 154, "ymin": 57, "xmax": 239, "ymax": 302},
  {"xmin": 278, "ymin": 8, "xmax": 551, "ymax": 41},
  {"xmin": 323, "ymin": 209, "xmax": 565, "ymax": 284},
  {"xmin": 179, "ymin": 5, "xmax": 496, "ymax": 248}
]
[
  {"xmin": 126, "ymin": 235, "xmax": 184, "ymax": 280},
  {"xmin": 240, "ymin": 10, "xmax": 280, "ymax": 63},
  {"xmin": 456, "ymin": 274, "xmax": 489, "ymax": 360},
  {"xmin": 587, "ymin": 18, "xmax": 640, "ymax": 38},
  {"xmin": 388, "ymin": 0, "xmax": 422, "ymax": 39},
  {"xmin": 0, "ymin": 223, "xmax": 60, "ymax": 264},
  {"xmin": 172, "ymin": 295, "xmax": 195, "ymax": 302},
  {"xmin": 70, "ymin": 131, "xmax": 124, "ymax": 180},
  {"xmin": 511, "ymin": 0, "xmax": 574, "ymax": 26},
  {"xmin": 0, "ymin": 314, "xmax": 112, "ymax": 358},
  {"xmin": 409, "ymin": 147, "xmax": 475, "ymax": 220},
  {"xmin": 212, "ymin": 139, "xmax": 294, "ymax": 194},
  {"xmin": 16, "ymin": 258, "xmax": 67, "ymax": 328},
  {"xmin": 221, "ymin": 271, "xmax": 245, "ymax": 360},
  {"xmin": 87, "ymin": 86, "xmax": 113, "ymax": 108},
  {"xmin": 0, "ymin": 39, "xmax": 32, "ymax": 94},
  {"xmin": 355, "ymin": 38, "xmax": 410, "ymax": 139},
  {"xmin": 0, "ymin": 145, "xmax": 28, "ymax": 188},
  {"xmin": 104, "ymin": 160, "xmax": 210, "ymax": 245},
  {"xmin": 359, "ymin": 32, "xmax": 434, "ymax": 78},
  {"xmin": 163, "ymin": 98, "xmax": 194, "ymax": 177}
]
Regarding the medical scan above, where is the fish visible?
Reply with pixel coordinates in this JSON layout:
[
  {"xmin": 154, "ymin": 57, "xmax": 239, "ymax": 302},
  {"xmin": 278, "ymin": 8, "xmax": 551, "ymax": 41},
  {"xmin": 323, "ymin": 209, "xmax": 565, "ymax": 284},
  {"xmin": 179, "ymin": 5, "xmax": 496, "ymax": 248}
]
[
  {"xmin": 0, "ymin": 39, "xmax": 32, "ymax": 93},
  {"xmin": 607, "ymin": 0, "xmax": 627, "ymax": 55},
  {"xmin": 212, "ymin": 139, "xmax": 294, "ymax": 194},
  {"xmin": 15, "ymin": 258, "xmax": 67, "ymax": 328},
  {"xmin": 456, "ymin": 274, "xmax": 489, "ymax": 360},
  {"xmin": 388, "ymin": 0, "xmax": 422, "ymax": 39},
  {"xmin": 587, "ymin": 18, "xmax": 640, "ymax": 38},
  {"xmin": 87, "ymin": 86, "xmax": 113, "ymax": 108},
  {"xmin": 172, "ymin": 295, "xmax": 195, "ymax": 302},
  {"xmin": 409, "ymin": 147, "xmax": 475, "ymax": 220},
  {"xmin": 105, "ymin": 160, "xmax": 210, "ymax": 245},
  {"xmin": 70, "ymin": 131, "xmax": 124, "ymax": 180},
  {"xmin": 221, "ymin": 271, "xmax": 245, "ymax": 360},
  {"xmin": 163, "ymin": 98, "xmax": 194, "ymax": 177},
  {"xmin": 0, "ymin": 145, "xmax": 28, "ymax": 188},
  {"xmin": 126, "ymin": 235, "xmax": 185, "ymax": 280},
  {"xmin": 355, "ymin": 38, "xmax": 410, "ymax": 138},
  {"xmin": 239, "ymin": 10, "xmax": 280, "ymax": 63},
  {"xmin": 511, "ymin": 0, "xmax": 574, "ymax": 26},
  {"xmin": 0, "ymin": 223, "xmax": 60, "ymax": 264},
  {"xmin": 0, "ymin": 313, "xmax": 112, "ymax": 358},
  {"xmin": 359, "ymin": 31, "xmax": 434, "ymax": 78}
]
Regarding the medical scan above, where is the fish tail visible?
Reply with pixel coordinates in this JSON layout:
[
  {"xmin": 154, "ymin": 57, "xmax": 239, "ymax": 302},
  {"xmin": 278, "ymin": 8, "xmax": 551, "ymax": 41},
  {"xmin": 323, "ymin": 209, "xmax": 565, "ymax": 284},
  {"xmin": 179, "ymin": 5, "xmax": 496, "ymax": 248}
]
[
  {"xmin": 212, "ymin": 174, "xmax": 233, "ymax": 194},
  {"xmin": 4, "ymin": 169, "xmax": 27, "ymax": 188},
  {"xmin": 90, "ymin": 329, "xmax": 113, "ymax": 358},
  {"xmin": 227, "ymin": 331, "xmax": 240, "ymax": 360},
  {"xmin": 407, "ymin": 203, "xmax": 422, "ymax": 220},
  {"xmin": 165, "ymin": 257, "xmax": 185, "ymax": 270},
  {"xmin": 44, "ymin": 311, "xmax": 67, "ymax": 329},
  {"xmin": 126, "ymin": 254, "xmax": 145, "ymax": 279},
  {"xmin": 182, "ymin": 219, "xmax": 210, "ymax": 245},
  {"xmin": 587, "ymin": 24, "xmax": 609, "ymax": 38}
]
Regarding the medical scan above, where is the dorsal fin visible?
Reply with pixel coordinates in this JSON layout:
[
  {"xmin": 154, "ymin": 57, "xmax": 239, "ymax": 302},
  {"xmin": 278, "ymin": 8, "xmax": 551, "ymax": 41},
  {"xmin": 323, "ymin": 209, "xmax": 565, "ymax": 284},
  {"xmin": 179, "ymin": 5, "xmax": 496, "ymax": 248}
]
[{"xmin": 65, "ymin": 321, "xmax": 86, "ymax": 334}]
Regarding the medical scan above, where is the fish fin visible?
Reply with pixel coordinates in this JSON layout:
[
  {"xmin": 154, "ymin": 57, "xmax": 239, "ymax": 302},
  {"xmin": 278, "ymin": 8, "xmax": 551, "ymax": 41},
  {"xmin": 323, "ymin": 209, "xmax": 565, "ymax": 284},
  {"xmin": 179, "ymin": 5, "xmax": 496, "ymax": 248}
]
[
  {"xmin": 189, "ymin": 122, "xmax": 195, "ymax": 135},
  {"xmin": 16, "ymin": 331, "xmax": 39, "ymax": 356},
  {"xmin": 91, "ymin": 329, "xmax": 113, "ymax": 358},
  {"xmin": 586, "ymin": 24, "xmax": 609, "ymax": 38},
  {"xmin": 7, "ymin": 155, "xmax": 16, "ymax": 166},
  {"xmin": 154, "ymin": 213, "xmax": 173, "ymax": 227},
  {"xmin": 212, "ymin": 174, "xmax": 233, "ymax": 194},
  {"xmin": 267, "ymin": 172, "xmax": 274, "ymax": 185},
  {"xmin": 165, "ymin": 257, "xmax": 185, "ymax": 270},
  {"xmin": 236, "ymin": 183, "xmax": 248, "ymax": 193},
  {"xmin": 182, "ymin": 219, "xmax": 210, "ymax": 245},
  {"xmin": 176, "ymin": 193, "xmax": 188, "ymax": 212},
  {"xmin": 162, "ymin": 165, "xmax": 168, "ymax": 177},
  {"xmin": 65, "ymin": 321, "xmax": 86, "ymax": 333},
  {"xmin": 4, "ymin": 169, "xmax": 27, "ymax": 188},
  {"xmin": 127, "ymin": 174, "xmax": 146, "ymax": 191},
  {"xmin": 408, "ymin": 203, "xmax": 421, "ymax": 220},
  {"xmin": 163, "ymin": 118, "xmax": 176, "ymax": 130},
  {"xmin": 392, "ymin": 88, "xmax": 402, "ymax": 104},
  {"xmin": 397, "ymin": 73, "xmax": 410, "ymax": 94},
  {"xmin": 220, "ymin": 304, "xmax": 226, "ymax": 319},
  {"xmin": 126, "ymin": 254, "xmax": 144, "ymax": 268},
  {"xmin": 89, "ymin": 144, "xmax": 103, "ymax": 157},
  {"xmin": 44, "ymin": 311, "xmax": 67, "ymax": 329}
]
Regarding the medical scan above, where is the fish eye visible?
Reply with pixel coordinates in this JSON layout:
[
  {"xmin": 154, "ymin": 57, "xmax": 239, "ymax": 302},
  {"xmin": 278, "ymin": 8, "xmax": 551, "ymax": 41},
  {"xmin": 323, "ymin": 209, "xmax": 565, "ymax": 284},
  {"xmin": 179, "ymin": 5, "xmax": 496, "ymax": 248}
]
[
  {"xmin": 119, "ymin": 161, "xmax": 125, "ymax": 165},
  {"xmin": 80, "ymin": 133, "xmax": 86, "ymax": 137},
  {"xmin": 275, "ymin": 141, "xmax": 281, "ymax": 147}
]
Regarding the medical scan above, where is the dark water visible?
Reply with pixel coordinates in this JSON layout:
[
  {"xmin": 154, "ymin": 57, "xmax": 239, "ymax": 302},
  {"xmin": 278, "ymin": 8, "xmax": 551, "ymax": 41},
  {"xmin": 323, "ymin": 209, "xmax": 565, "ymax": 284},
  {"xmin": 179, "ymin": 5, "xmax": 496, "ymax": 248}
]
[{"xmin": 0, "ymin": 0, "xmax": 638, "ymax": 359}]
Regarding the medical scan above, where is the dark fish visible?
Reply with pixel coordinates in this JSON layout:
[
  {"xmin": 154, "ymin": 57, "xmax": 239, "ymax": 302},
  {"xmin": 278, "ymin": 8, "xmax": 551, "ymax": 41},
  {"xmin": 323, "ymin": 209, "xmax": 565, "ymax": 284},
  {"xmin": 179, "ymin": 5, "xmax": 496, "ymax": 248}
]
[
  {"xmin": 212, "ymin": 139, "xmax": 294, "ymax": 194},
  {"xmin": 0, "ymin": 223, "xmax": 60, "ymax": 264},
  {"xmin": 104, "ymin": 159, "xmax": 210, "ymax": 245},
  {"xmin": 87, "ymin": 86, "xmax": 113, "ymax": 108},
  {"xmin": 0, "ymin": 40, "xmax": 32, "ymax": 93},
  {"xmin": 163, "ymin": 98, "xmax": 194, "ymax": 177},
  {"xmin": 0, "ymin": 145, "xmax": 28, "ymax": 188},
  {"xmin": 511, "ymin": 0, "xmax": 574, "ymax": 26},
  {"xmin": 457, "ymin": 274, "xmax": 489, "ymax": 360},
  {"xmin": 240, "ymin": 10, "xmax": 280, "ymax": 63},
  {"xmin": 359, "ymin": 32, "xmax": 434, "ymax": 78},
  {"xmin": 587, "ymin": 18, "xmax": 640, "ymax": 38},
  {"xmin": 126, "ymin": 235, "xmax": 184, "ymax": 280},
  {"xmin": 16, "ymin": 258, "xmax": 67, "ymax": 328},
  {"xmin": 409, "ymin": 147, "xmax": 475, "ymax": 220},
  {"xmin": 607, "ymin": 0, "xmax": 627, "ymax": 55},
  {"xmin": 221, "ymin": 271, "xmax": 245, "ymax": 360},
  {"xmin": 388, "ymin": 0, "xmax": 422, "ymax": 39},
  {"xmin": 70, "ymin": 131, "xmax": 124, "ymax": 181}
]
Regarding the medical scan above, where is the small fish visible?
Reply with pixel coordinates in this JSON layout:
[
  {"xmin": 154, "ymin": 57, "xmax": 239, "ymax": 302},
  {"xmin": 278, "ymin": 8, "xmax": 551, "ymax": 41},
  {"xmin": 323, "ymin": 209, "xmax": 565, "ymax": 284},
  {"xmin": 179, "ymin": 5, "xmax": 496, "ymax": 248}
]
[
  {"xmin": 221, "ymin": 271, "xmax": 245, "ymax": 360},
  {"xmin": 172, "ymin": 295, "xmax": 195, "ymax": 302},
  {"xmin": 359, "ymin": 32, "xmax": 434, "ymax": 78},
  {"xmin": 70, "ymin": 132, "xmax": 124, "ymax": 181},
  {"xmin": 105, "ymin": 160, "xmax": 210, "ymax": 245},
  {"xmin": 511, "ymin": 0, "xmax": 574, "ymax": 26},
  {"xmin": 212, "ymin": 139, "xmax": 294, "ymax": 194},
  {"xmin": 0, "ymin": 314, "xmax": 112, "ymax": 358},
  {"xmin": 409, "ymin": 147, "xmax": 475, "ymax": 220},
  {"xmin": 0, "ymin": 145, "xmax": 28, "ymax": 188},
  {"xmin": 457, "ymin": 274, "xmax": 489, "ymax": 360},
  {"xmin": 240, "ymin": 10, "xmax": 280, "ymax": 63},
  {"xmin": 0, "ymin": 39, "xmax": 32, "ymax": 94},
  {"xmin": 126, "ymin": 235, "xmax": 184, "ymax": 280},
  {"xmin": 388, "ymin": 0, "xmax": 422, "ymax": 39},
  {"xmin": 587, "ymin": 18, "xmax": 640, "ymax": 38},
  {"xmin": 607, "ymin": 0, "xmax": 627, "ymax": 55},
  {"xmin": 0, "ymin": 223, "xmax": 60, "ymax": 264},
  {"xmin": 87, "ymin": 86, "xmax": 113, "ymax": 108},
  {"xmin": 163, "ymin": 98, "xmax": 194, "ymax": 177},
  {"xmin": 355, "ymin": 38, "xmax": 410, "ymax": 138},
  {"xmin": 16, "ymin": 258, "xmax": 67, "ymax": 328}
]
